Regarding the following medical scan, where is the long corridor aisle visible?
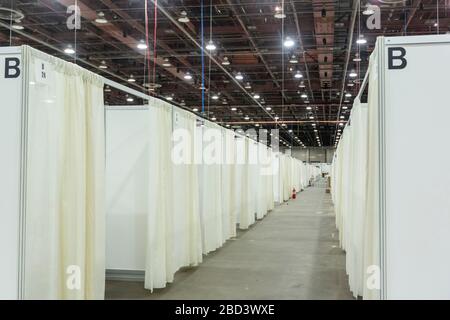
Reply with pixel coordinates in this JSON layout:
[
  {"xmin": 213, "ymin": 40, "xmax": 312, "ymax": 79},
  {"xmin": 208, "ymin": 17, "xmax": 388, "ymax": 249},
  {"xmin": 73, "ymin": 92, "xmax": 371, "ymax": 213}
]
[{"xmin": 105, "ymin": 182, "xmax": 353, "ymax": 300}]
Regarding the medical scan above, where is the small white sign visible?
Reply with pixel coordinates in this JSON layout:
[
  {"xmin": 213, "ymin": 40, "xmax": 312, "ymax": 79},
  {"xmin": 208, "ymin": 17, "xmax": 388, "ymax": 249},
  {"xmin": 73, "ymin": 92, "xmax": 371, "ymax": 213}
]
[{"xmin": 34, "ymin": 58, "xmax": 51, "ymax": 85}]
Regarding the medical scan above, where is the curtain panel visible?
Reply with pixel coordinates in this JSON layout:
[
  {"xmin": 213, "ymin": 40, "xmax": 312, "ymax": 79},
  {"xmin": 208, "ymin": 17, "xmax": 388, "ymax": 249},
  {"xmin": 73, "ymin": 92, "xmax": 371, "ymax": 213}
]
[{"xmin": 23, "ymin": 46, "xmax": 105, "ymax": 299}]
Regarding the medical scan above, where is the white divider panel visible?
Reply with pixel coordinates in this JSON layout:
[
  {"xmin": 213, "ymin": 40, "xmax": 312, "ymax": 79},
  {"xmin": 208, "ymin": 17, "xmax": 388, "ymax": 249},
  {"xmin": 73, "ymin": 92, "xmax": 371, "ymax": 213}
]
[
  {"xmin": 105, "ymin": 107, "xmax": 148, "ymax": 271},
  {"xmin": 0, "ymin": 47, "xmax": 22, "ymax": 299},
  {"xmin": 381, "ymin": 35, "xmax": 450, "ymax": 299}
]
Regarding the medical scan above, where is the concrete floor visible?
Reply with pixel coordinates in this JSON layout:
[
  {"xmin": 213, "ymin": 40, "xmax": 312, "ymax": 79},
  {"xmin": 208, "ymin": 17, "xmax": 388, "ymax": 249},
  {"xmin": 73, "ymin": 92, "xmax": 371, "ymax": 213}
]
[{"xmin": 105, "ymin": 182, "xmax": 354, "ymax": 300}]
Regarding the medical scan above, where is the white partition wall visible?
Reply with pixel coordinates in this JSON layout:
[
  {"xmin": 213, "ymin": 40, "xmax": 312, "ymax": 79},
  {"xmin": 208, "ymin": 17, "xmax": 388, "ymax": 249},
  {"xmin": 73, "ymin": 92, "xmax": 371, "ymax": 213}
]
[
  {"xmin": 379, "ymin": 35, "xmax": 450, "ymax": 299},
  {"xmin": 0, "ymin": 47, "xmax": 23, "ymax": 299},
  {"xmin": 105, "ymin": 107, "xmax": 148, "ymax": 273},
  {"xmin": 332, "ymin": 35, "xmax": 450, "ymax": 300}
]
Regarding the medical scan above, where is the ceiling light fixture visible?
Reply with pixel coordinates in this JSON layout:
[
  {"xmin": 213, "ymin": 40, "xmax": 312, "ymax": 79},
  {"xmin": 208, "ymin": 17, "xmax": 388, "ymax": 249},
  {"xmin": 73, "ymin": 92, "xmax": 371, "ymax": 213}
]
[
  {"xmin": 244, "ymin": 82, "xmax": 252, "ymax": 89},
  {"xmin": 137, "ymin": 39, "xmax": 148, "ymax": 50},
  {"xmin": 162, "ymin": 58, "xmax": 171, "ymax": 67},
  {"xmin": 274, "ymin": 6, "xmax": 286, "ymax": 19},
  {"xmin": 95, "ymin": 11, "xmax": 108, "ymax": 24},
  {"xmin": 178, "ymin": 11, "xmax": 190, "ymax": 23},
  {"xmin": 356, "ymin": 34, "xmax": 367, "ymax": 45},
  {"xmin": 12, "ymin": 19, "xmax": 24, "ymax": 30},
  {"xmin": 127, "ymin": 75, "xmax": 136, "ymax": 82},
  {"xmin": 265, "ymin": 107, "xmax": 271, "ymax": 110},
  {"xmin": 253, "ymin": 93, "xmax": 260, "ymax": 99},
  {"xmin": 363, "ymin": 5, "xmax": 376, "ymax": 16},
  {"xmin": 283, "ymin": 36, "xmax": 295, "ymax": 48},
  {"xmin": 345, "ymin": 93, "xmax": 352, "ymax": 97},
  {"xmin": 64, "ymin": 44, "xmax": 75, "ymax": 55},
  {"xmin": 99, "ymin": 60, "xmax": 108, "ymax": 69},
  {"xmin": 231, "ymin": 107, "xmax": 237, "ymax": 111},
  {"xmin": 294, "ymin": 71, "xmax": 303, "ymax": 79},
  {"xmin": 301, "ymin": 93, "xmax": 308, "ymax": 99},
  {"xmin": 235, "ymin": 72, "xmax": 244, "ymax": 80},
  {"xmin": 212, "ymin": 94, "xmax": 219, "ymax": 100},
  {"xmin": 221, "ymin": 56, "xmax": 230, "ymax": 65},
  {"xmin": 289, "ymin": 55, "xmax": 298, "ymax": 64},
  {"xmin": 193, "ymin": 107, "xmax": 199, "ymax": 112},
  {"xmin": 349, "ymin": 70, "xmax": 357, "ymax": 77},
  {"xmin": 184, "ymin": 72, "xmax": 193, "ymax": 80},
  {"xmin": 205, "ymin": 40, "xmax": 217, "ymax": 51},
  {"xmin": 353, "ymin": 53, "xmax": 362, "ymax": 62},
  {"xmin": 244, "ymin": 115, "xmax": 250, "ymax": 120}
]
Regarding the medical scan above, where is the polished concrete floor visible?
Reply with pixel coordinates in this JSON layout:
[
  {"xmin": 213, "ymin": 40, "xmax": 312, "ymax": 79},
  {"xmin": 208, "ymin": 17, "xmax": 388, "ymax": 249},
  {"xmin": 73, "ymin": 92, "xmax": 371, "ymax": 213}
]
[{"xmin": 105, "ymin": 181, "xmax": 354, "ymax": 299}]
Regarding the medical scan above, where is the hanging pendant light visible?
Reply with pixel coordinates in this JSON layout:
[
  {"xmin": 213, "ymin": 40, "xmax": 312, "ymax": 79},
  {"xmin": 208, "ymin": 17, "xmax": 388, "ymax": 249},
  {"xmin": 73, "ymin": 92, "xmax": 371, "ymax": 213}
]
[
  {"xmin": 99, "ymin": 60, "xmax": 108, "ymax": 69},
  {"xmin": 356, "ymin": 34, "xmax": 367, "ymax": 44},
  {"xmin": 294, "ymin": 70, "xmax": 303, "ymax": 79},
  {"xmin": 12, "ymin": 19, "xmax": 24, "ymax": 30},
  {"xmin": 363, "ymin": 5, "xmax": 375, "ymax": 16},
  {"xmin": 162, "ymin": 58, "xmax": 171, "ymax": 67},
  {"xmin": 289, "ymin": 55, "xmax": 298, "ymax": 63},
  {"xmin": 221, "ymin": 56, "xmax": 230, "ymax": 65},
  {"xmin": 137, "ymin": 39, "xmax": 148, "ymax": 50},
  {"xmin": 205, "ymin": 40, "xmax": 216, "ymax": 51},
  {"xmin": 235, "ymin": 72, "xmax": 244, "ymax": 80},
  {"xmin": 283, "ymin": 36, "xmax": 295, "ymax": 48},
  {"xmin": 178, "ymin": 11, "xmax": 190, "ymax": 23},
  {"xmin": 353, "ymin": 53, "xmax": 362, "ymax": 62},
  {"xmin": 95, "ymin": 11, "xmax": 108, "ymax": 24},
  {"xmin": 127, "ymin": 75, "xmax": 136, "ymax": 82},
  {"xmin": 349, "ymin": 69, "xmax": 357, "ymax": 77},
  {"xmin": 184, "ymin": 72, "xmax": 193, "ymax": 80},
  {"xmin": 274, "ymin": 6, "xmax": 286, "ymax": 19},
  {"xmin": 64, "ymin": 44, "xmax": 75, "ymax": 54}
]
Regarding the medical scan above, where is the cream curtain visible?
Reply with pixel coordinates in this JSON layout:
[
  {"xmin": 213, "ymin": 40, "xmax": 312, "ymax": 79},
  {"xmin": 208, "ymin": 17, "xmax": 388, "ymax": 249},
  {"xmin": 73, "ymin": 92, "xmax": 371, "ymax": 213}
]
[
  {"xmin": 145, "ymin": 98, "xmax": 173, "ymax": 290},
  {"xmin": 199, "ymin": 121, "xmax": 224, "ymax": 253},
  {"xmin": 222, "ymin": 129, "xmax": 237, "ymax": 238},
  {"xmin": 238, "ymin": 137, "xmax": 254, "ymax": 229},
  {"xmin": 24, "ymin": 46, "xmax": 105, "ymax": 299},
  {"xmin": 145, "ymin": 100, "xmax": 203, "ymax": 291},
  {"xmin": 363, "ymin": 46, "xmax": 380, "ymax": 300},
  {"xmin": 330, "ymin": 44, "xmax": 380, "ymax": 300},
  {"xmin": 172, "ymin": 109, "xmax": 203, "ymax": 269}
]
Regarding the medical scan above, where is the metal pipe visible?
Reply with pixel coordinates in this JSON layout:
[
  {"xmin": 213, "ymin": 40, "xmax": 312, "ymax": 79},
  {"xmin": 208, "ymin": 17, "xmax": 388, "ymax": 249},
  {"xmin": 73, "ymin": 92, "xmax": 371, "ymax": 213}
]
[{"xmin": 337, "ymin": 0, "xmax": 359, "ymax": 120}]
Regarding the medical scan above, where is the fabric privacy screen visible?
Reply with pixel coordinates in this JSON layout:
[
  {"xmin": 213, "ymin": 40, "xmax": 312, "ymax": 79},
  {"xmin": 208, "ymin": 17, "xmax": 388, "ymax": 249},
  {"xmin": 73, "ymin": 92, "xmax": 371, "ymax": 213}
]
[{"xmin": 23, "ymin": 46, "xmax": 105, "ymax": 299}]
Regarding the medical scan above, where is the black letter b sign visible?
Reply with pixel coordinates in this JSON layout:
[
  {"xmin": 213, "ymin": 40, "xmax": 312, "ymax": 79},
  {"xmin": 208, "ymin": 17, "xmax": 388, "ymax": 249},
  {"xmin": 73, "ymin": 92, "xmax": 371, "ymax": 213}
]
[
  {"xmin": 388, "ymin": 47, "xmax": 407, "ymax": 70},
  {"xmin": 5, "ymin": 57, "xmax": 21, "ymax": 78}
]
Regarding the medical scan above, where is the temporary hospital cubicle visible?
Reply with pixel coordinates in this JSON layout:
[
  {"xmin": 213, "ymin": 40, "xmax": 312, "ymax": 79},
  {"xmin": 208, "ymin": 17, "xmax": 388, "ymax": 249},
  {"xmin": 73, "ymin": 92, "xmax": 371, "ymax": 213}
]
[
  {"xmin": 332, "ymin": 35, "xmax": 450, "ymax": 299},
  {"xmin": 0, "ymin": 46, "xmax": 106, "ymax": 299}
]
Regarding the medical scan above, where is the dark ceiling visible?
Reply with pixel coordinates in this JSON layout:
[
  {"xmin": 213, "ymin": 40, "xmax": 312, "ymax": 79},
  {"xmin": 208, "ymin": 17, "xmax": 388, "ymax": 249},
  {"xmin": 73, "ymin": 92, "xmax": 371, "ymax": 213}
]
[{"xmin": 0, "ymin": 0, "xmax": 448, "ymax": 147}]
